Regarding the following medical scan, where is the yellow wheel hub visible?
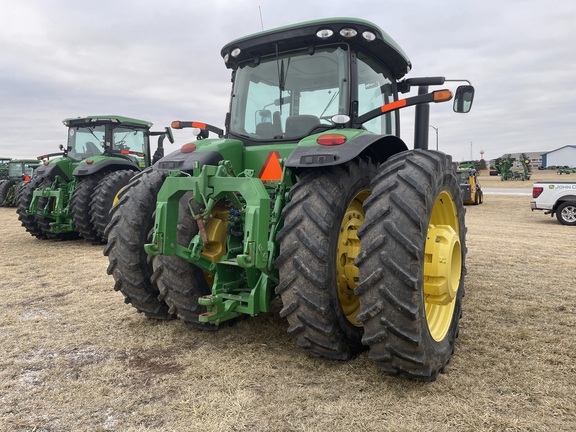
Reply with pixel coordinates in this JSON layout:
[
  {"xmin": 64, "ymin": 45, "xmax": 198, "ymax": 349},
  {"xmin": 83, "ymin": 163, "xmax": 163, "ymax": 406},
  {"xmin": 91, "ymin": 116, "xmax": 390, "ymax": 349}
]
[
  {"xmin": 423, "ymin": 190, "xmax": 461, "ymax": 341},
  {"xmin": 201, "ymin": 200, "xmax": 229, "ymax": 286},
  {"xmin": 112, "ymin": 186, "xmax": 126, "ymax": 207},
  {"xmin": 336, "ymin": 190, "xmax": 369, "ymax": 327}
]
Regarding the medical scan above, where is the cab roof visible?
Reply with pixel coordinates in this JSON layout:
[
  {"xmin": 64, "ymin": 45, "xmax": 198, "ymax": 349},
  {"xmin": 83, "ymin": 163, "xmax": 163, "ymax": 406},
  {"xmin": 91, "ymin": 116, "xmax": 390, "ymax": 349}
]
[
  {"xmin": 221, "ymin": 18, "xmax": 411, "ymax": 80},
  {"xmin": 62, "ymin": 115, "xmax": 152, "ymax": 128}
]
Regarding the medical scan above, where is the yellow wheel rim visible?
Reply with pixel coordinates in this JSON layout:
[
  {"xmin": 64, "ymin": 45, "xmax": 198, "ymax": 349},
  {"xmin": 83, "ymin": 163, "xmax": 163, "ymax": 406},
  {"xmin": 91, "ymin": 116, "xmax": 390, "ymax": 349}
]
[
  {"xmin": 424, "ymin": 190, "xmax": 461, "ymax": 341},
  {"xmin": 112, "ymin": 186, "xmax": 127, "ymax": 206},
  {"xmin": 336, "ymin": 190, "xmax": 369, "ymax": 327},
  {"xmin": 201, "ymin": 200, "xmax": 229, "ymax": 286}
]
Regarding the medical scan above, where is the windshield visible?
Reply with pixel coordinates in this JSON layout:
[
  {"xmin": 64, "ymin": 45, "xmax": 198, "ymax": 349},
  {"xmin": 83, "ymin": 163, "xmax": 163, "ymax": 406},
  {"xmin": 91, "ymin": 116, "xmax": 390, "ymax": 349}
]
[
  {"xmin": 230, "ymin": 45, "xmax": 349, "ymax": 141},
  {"xmin": 8, "ymin": 162, "xmax": 23, "ymax": 177},
  {"xmin": 67, "ymin": 125, "xmax": 105, "ymax": 160},
  {"xmin": 112, "ymin": 127, "xmax": 149, "ymax": 168},
  {"xmin": 9, "ymin": 162, "xmax": 37, "ymax": 177},
  {"xmin": 459, "ymin": 171, "xmax": 472, "ymax": 183}
]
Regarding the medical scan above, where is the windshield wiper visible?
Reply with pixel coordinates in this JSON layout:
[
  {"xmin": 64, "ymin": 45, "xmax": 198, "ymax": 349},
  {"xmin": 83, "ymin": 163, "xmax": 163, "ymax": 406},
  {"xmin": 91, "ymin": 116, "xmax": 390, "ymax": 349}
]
[
  {"xmin": 319, "ymin": 90, "xmax": 340, "ymax": 119},
  {"xmin": 275, "ymin": 44, "xmax": 290, "ymax": 115}
]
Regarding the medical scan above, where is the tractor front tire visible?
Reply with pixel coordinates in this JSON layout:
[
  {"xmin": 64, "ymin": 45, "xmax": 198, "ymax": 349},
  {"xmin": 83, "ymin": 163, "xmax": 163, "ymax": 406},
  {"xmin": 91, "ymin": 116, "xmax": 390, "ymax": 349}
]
[
  {"xmin": 151, "ymin": 192, "xmax": 213, "ymax": 329},
  {"xmin": 70, "ymin": 171, "xmax": 110, "ymax": 243},
  {"xmin": 275, "ymin": 156, "xmax": 377, "ymax": 360},
  {"xmin": 356, "ymin": 150, "xmax": 466, "ymax": 381},
  {"xmin": 104, "ymin": 169, "xmax": 174, "ymax": 320},
  {"xmin": 90, "ymin": 169, "xmax": 136, "ymax": 241}
]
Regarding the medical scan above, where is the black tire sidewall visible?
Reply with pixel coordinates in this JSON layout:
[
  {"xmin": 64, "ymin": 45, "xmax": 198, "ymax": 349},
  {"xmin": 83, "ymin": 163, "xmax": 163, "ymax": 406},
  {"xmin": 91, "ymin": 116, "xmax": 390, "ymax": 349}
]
[{"xmin": 556, "ymin": 201, "xmax": 576, "ymax": 226}]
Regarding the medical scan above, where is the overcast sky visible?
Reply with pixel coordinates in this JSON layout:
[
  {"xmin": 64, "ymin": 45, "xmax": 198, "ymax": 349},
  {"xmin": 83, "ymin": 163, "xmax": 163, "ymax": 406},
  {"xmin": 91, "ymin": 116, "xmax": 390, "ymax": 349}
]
[{"xmin": 1, "ymin": 0, "xmax": 575, "ymax": 163}]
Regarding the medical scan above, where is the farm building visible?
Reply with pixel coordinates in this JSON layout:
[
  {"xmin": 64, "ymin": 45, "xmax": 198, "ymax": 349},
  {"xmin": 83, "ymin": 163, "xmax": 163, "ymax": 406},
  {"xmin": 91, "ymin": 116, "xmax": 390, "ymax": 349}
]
[{"xmin": 541, "ymin": 145, "xmax": 576, "ymax": 168}]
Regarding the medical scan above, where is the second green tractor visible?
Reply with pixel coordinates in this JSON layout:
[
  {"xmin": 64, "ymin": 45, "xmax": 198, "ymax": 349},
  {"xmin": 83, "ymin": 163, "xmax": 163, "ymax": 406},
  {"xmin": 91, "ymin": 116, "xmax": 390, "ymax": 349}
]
[{"xmin": 17, "ymin": 115, "xmax": 173, "ymax": 242}]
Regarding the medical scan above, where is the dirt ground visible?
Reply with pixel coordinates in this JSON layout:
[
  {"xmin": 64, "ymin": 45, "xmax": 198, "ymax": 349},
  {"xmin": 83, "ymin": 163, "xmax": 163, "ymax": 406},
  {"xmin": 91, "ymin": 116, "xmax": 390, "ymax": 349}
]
[{"xmin": 1, "ymin": 170, "xmax": 575, "ymax": 431}]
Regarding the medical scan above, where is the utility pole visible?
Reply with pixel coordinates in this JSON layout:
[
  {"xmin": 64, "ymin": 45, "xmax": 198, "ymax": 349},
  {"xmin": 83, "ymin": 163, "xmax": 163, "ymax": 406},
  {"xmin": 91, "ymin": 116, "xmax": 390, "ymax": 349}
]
[
  {"xmin": 430, "ymin": 125, "xmax": 439, "ymax": 151},
  {"xmin": 470, "ymin": 142, "xmax": 473, "ymax": 160}
]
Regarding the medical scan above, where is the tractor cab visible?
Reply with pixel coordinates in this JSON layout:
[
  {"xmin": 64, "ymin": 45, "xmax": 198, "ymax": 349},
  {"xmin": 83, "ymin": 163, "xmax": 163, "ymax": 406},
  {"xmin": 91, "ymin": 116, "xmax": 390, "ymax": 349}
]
[
  {"xmin": 8, "ymin": 159, "xmax": 41, "ymax": 181},
  {"xmin": 220, "ymin": 18, "xmax": 474, "ymax": 150},
  {"xmin": 63, "ymin": 116, "xmax": 154, "ymax": 168}
]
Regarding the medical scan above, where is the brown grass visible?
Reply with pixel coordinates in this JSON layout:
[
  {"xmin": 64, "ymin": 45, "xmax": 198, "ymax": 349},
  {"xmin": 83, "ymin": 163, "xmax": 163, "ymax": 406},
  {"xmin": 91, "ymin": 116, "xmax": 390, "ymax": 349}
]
[{"xmin": 1, "ymin": 176, "xmax": 575, "ymax": 431}]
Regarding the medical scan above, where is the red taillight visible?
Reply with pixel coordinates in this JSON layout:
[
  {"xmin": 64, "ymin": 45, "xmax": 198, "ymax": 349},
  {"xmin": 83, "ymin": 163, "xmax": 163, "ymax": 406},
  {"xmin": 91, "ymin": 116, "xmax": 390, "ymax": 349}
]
[
  {"xmin": 181, "ymin": 143, "xmax": 197, "ymax": 153},
  {"xmin": 533, "ymin": 187, "xmax": 543, "ymax": 198},
  {"xmin": 317, "ymin": 134, "xmax": 347, "ymax": 146}
]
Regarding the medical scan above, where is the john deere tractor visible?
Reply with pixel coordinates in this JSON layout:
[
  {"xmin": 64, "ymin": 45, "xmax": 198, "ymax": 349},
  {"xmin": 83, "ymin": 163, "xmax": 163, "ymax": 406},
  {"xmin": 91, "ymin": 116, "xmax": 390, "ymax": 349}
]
[
  {"xmin": 0, "ymin": 159, "xmax": 41, "ymax": 206},
  {"xmin": 105, "ymin": 18, "xmax": 475, "ymax": 380},
  {"xmin": 17, "ymin": 115, "xmax": 173, "ymax": 242},
  {"xmin": 0, "ymin": 157, "xmax": 10, "ymax": 179}
]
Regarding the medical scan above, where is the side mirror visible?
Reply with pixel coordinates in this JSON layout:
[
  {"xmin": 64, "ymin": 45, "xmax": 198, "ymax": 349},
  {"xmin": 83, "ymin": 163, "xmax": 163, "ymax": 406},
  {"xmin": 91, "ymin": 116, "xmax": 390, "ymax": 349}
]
[
  {"xmin": 453, "ymin": 85, "xmax": 475, "ymax": 113},
  {"xmin": 165, "ymin": 126, "xmax": 174, "ymax": 144}
]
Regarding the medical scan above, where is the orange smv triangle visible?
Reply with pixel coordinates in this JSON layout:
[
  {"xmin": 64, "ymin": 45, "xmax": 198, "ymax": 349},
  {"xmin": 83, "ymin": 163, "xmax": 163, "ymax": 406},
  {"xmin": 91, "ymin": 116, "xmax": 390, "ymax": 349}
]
[{"xmin": 259, "ymin": 151, "xmax": 283, "ymax": 181}]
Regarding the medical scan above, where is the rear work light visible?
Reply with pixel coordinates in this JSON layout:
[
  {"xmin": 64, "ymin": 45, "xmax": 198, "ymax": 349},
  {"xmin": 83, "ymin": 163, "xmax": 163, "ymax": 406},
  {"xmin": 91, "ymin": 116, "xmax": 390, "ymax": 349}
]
[
  {"xmin": 340, "ymin": 28, "xmax": 357, "ymax": 38},
  {"xmin": 317, "ymin": 134, "xmax": 347, "ymax": 146},
  {"xmin": 181, "ymin": 143, "xmax": 197, "ymax": 153},
  {"xmin": 316, "ymin": 29, "xmax": 334, "ymax": 39},
  {"xmin": 533, "ymin": 187, "xmax": 544, "ymax": 198}
]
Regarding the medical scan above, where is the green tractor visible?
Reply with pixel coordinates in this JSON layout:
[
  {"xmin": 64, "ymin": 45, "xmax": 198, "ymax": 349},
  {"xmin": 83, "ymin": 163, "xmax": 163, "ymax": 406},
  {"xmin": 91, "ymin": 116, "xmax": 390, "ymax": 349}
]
[
  {"xmin": 0, "ymin": 159, "xmax": 41, "ymax": 206},
  {"xmin": 0, "ymin": 157, "xmax": 11, "ymax": 180},
  {"xmin": 17, "ymin": 115, "xmax": 173, "ymax": 242},
  {"xmin": 105, "ymin": 18, "xmax": 475, "ymax": 380}
]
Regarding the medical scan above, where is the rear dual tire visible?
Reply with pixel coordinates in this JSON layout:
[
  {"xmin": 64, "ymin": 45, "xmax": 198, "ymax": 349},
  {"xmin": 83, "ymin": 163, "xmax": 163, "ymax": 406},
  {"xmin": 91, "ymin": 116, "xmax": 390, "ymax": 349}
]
[
  {"xmin": 356, "ymin": 150, "xmax": 466, "ymax": 380},
  {"xmin": 104, "ymin": 169, "xmax": 174, "ymax": 319},
  {"xmin": 275, "ymin": 157, "xmax": 378, "ymax": 360}
]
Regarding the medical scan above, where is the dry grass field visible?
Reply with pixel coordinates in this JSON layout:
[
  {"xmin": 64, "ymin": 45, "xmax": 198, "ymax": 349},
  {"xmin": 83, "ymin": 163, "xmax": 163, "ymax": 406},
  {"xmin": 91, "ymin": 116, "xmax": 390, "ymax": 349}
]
[{"xmin": 1, "ymin": 170, "xmax": 575, "ymax": 431}]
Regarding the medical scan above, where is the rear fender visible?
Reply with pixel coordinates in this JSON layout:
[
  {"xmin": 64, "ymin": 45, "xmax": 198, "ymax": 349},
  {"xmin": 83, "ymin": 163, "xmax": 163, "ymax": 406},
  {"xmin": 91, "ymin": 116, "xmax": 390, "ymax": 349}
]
[
  {"xmin": 284, "ymin": 131, "xmax": 409, "ymax": 169},
  {"xmin": 153, "ymin": 139, "xmax": 244, "ymax": 173},
  {"xmin": 72, "ymin": 157, "xmax": 140, "ymax": 177},
  {"xmin": 34, "ymin": 163, "xmax": 71, "ymax": 182}
]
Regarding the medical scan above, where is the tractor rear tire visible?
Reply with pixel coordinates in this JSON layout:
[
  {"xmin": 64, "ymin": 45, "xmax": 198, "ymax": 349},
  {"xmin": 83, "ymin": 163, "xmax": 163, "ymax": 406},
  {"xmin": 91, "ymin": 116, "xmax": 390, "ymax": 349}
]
[
  {"xmin": 16, "ymin": 176, "xmax": 48, "ymax": 240},
  {"xmin": 151, "ymin": 192, "xmax": 213, "ymax": 329},
  {"xmin": 104, "ymin": 169, "xmax": 174, "ymax": 320},
  {"xmin": 0, "ymin": 180, "xmax": 10, "ymax": 206},
  {"xmin": 90, "ymin": 169, "xmax": 136, "ymax": 241},
  {"xmin": 70, "ymin": 171, "xmax": 110, "ymax": 243},
  {"xmin": 355, "ymin": 150, "xmax": 466, "ymax": 381},
  {"xmin": 275, "ymin": 156, "xmax": 377, "ymax": 360}
]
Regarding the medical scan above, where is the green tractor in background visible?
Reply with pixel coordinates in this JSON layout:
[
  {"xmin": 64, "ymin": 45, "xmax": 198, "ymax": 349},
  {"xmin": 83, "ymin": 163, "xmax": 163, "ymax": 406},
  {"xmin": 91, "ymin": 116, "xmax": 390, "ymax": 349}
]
[
  {"xmin": 0, "ymin": 157, "xmax": 11, "ymax": 179},
  {"xmin": 105, "ymin": 18, "xmax": 475, "ymax": 380},
  {"xmin": 0, "ymin": 159, "xmax": 41, "ymax": 206},
  {"xmin": 17, "ymin": 115, "xmax": 173, "ymax": 242}
]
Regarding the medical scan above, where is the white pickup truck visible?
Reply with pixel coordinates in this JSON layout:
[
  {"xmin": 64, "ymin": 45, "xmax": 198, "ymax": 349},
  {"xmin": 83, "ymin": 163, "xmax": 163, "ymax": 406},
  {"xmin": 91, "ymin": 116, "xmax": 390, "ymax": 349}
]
[{"xmin": 530, "ymin": 182, "xmax": 576, "ymax": 225}]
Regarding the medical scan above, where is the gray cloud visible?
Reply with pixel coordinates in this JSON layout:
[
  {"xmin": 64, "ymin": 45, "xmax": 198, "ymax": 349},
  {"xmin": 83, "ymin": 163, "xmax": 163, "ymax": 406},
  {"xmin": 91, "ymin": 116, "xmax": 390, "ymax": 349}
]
[{"xmin": 1, "ymin": 0, "xmax": 575, "ymax": 163}]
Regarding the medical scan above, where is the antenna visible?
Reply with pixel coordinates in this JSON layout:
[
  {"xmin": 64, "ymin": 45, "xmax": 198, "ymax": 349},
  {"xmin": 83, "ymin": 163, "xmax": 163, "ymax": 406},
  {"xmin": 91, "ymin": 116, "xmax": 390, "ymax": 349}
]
[{"xmin": 259, "ymin": 6, "xmax": 264, "ymax": 30}]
